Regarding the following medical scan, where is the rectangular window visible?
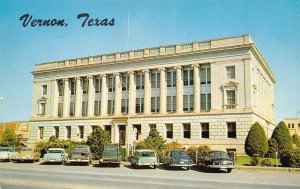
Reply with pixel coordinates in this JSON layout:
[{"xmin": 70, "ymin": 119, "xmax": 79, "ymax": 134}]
[
  {"xmin": 151, "ymin": 72, "xmax": 160, "ymax": 88},
  {"xmin": 227, "ymin": 90, "xmax": 236, "ymax": 109},
  {"xmin": 227, "ymin": 122, "xmax": 236, "ymax": 138},
  {"xmin": 298, "ymin": 124, "xmax": 300, "ymax": 129},
  {"xmin": 167, "ymin": 96, "xmax": 176, "ymax": 112},
  {"xmin": 54, "ymin": 126, "xmax": 59, "ymax": 138},
  {"xmin": 167, "ymin": 70, "xmax": 176, "ymax": 87},
  {"xmin": 58, "ymin": 103, "xmax": 63, "ymax": 117},
  {"xmin": 69, "ymin": 102, "xmax": 75, "ymax": 116},
  {"xmin": 42, "ymin": 85, "xmax": 47, "ymax": 95},
  {"xmin": 200, "ymin": 67, "xmax": 211, "ymax": 84},
  {"xmin": 107, "ymin": 77, "xmax": 115, "ymax": 92},
  {"xmin": 136, "ymin": 74, "xmax": 144, "ymax": 90},
  {"xmin": 121, "ymin": 75, "xmax": 129, "ymax": 91},
  {"xmin": 94, "ymin": 100, "xmax": 101, "ymax": 115},
  {"xmin": 151, "ymin": 97, "xmax": 160, "ymax": 113},
  {"xmin": 39, "ymin": 127, "xmax": 44, "ymax": 139},
  {"xmin": 201, "ymin": 123, "xmax": 209, "ymax": 138},
  {"xmin": 95, "ymin": 78, "xmax": 101, "ymax": 93},
  {"xmin": 183, "ymin": 123, "xmax": 191, "ymax": 139},
  {"xmin": 121, "ymin": 99, "xmax": 128, "ymax": 114},
  {"xmin": 149, "ymin": 124, "xmax": 156, "ymax": 132},
  {"xmin": 107, "ymin": 100, "xmax": 114, "ymax": 115},
  {"xmin": 135, "ymin": 98, "xmax": 144, "ymax": 114},
  {"xmin": 183, "ymin": 95, "xmax": 193, "ymax": 112},
  {"xmin": 70, "ymin": 80, "xmax": 76, "ymax": 95},
  {"xmin": 226, "ymin": 66, "xmax": 235, "ymax": 79},
  {"xmin": 82, "ymin": 79, "xmax": 88, "ymax": 94},
  {"xmin": 58, "ymin": 80, "xmax": 64, "ymax": 96},
  {"xmin": 66, "ymin": 126, "xmax": 71, "ymax": 139},
  {"xmin": 91, "ymin": 125, "xmax": 97, "ymax": 132},
  {"xmin": 78, "ymin": 126, "xmax": 84, "ymax": 139},
  {"xmin": 105, "ymin": 125, "xmax": 112, "ymax": 139},
  {"xmin": 133, "ymin": 125, "xmax": 141, "ymax": 140},
  {"xmin": 201, "ymin": 93, "xmax": 211, "ymax": 111},
  {"xmin": 183, "ymin": 69, "xmax": 193, "ymax": 86},
  {"xmin": 40, "ymin": 103, "xmax": 46, "ymax": 115},
  {"xmin": 166, "ymin": 124, "xmax": 173, "ymax": 139},
  {"xmin": 81, "ymin": 101, "xmax": 88, "ymax": 116}
]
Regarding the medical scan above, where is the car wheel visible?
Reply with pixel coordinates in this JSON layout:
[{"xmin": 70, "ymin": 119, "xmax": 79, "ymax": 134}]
[
  {"xmin": 227, "ymin": 168, "xmax": 232, "ymax": 173},
  {"xmin": 153, "ymin": 165, "xmax": 157, "ymax": 169}
]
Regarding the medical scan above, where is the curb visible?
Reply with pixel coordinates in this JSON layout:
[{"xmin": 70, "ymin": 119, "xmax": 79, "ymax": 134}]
[{"xmin": 236, "ymin": 166, "xmax": 300, "ymax": 172}]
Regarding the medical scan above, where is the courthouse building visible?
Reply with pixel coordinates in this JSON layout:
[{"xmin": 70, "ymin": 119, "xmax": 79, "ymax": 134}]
[
  {"xmin": 284, "ymin": 118, "xmax": 300, "ymax": 136},
  {"xmin": 29, "ymin": 35, "xmax": 276, "ymax": 154}
]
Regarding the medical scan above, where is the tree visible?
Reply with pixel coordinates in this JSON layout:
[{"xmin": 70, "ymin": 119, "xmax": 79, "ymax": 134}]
[
  {"xmin": 292, "ymin": 134, "xmax": 300, "ymax": 148},
  {"xmin": 267, "ymin": 138, "xmax": 277, "ymax": 158},
  {"xmin": 0, "ymin": 128, "xmax": 19, "ymax": 147},
  {"xmin": 271, "ymin": 121, "xmax": 293, "ymax": 154},
  {"xmin": 86, "ymin": 126, "xmax": 111, "ymax": 159},
  {"xmin": 244, "ymin": 122, "xmax": 268, "ymax": 157},
  {"xmin": 136, "ymin": 128, "xmax": 166, "ymax": 151}
]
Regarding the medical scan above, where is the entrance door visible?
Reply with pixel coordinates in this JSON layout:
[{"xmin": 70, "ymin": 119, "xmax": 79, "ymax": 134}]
[{"xmin": 119, "ymin": 125, "xmax": 126, "ymax": 146}]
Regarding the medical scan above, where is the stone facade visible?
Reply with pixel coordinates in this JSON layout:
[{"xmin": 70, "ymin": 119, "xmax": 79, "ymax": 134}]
[
  {"xmin": 284, "ymin": 118, "xmax": 300, "ymax": 136},
  {"xmin": 29, "ymin": 34, "xmax": 276, "ymax": 155}
]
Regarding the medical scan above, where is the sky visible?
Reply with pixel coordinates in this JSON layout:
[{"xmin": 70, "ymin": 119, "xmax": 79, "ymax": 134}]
[{"xmin": 0, "ymin": 0, "xmax": 299, "ymax": 124}]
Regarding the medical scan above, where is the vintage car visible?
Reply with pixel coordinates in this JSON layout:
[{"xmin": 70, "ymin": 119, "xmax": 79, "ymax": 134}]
[
  {"xmin": 99, "ymin": 144, "xmax": 121, "ymax": 167},
  {"xmin": 198, "ymin": 150, "xmax": 235, "ymax": 173},
  {"xmin": 0, "ymin": 147, "xmax": 18, "ymax": 161},
  {"xmin": 15, "ymin": 147, "xmax": 41, "ymax": 163},
  {"xmin": 69, "ymin": 145, "xmax": 92, "ymax": 165},
  {"xmin": 43, "ymin": 148, "xmax": 68, "ymax": 164},
  {"xmin": 163, "ymin": 150, "xmax": 193, "ymax": 170},
  {"xmin": 130, "ymin": 149, "xmax": 158, "ymax": 169}
]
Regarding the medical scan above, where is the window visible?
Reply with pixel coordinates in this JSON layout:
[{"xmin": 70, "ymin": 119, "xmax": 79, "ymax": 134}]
[
  {"xmin": 69, "ymin": 102, "xmax": 75, "ymax": 116},
  {"xmin": 200, "ymin": 67, "xmax": 211, "ymax": 84},
  {"xmin": 149, "ymin": 124, "xmax": 156, "ymax": 132},
  {"xmin": 136, "ymin": 74, "xmax": 144, "ymax": 90},
  {"xmin": 298, "ymin": 124, "xmax": 300, "ymax": 129},
  {"xmin": 292, "ymin": 124, "xmax": 294, "ymax": 129},
  {"xmin": 183, "ymin": 123, "xmax": 191, "ymax": 139},
  {"xmin": 58, "ymin": 80, "xmax": 64, "ymax": 96},
  {"xmin": 183, "ymin": 69, "xmax": 193, "ymax": 86},
  {"xmin": 94, "ymin": 100, "xmax": 101, "ymax": 115},
  {"xmin": 58, "ymin": 103, "xmax": 63, "ymax": 117},
  {"xmin": 226, "ymin": 66, "xmax": 235, "ymax": 79},
  {"xmin": 78, "ymin": 126, "xmax": 84, "ymax": 139},
  {"xmin": 183, "ymin": 95, "xmax": 193, "ymax": 112},
  {"xmin": 94, "ymin": 78, "xmax": 101, "ymax": 93},
  {"xmin": 151, "ymin": 97, "xmax": 160, "ymax": 113},
  {"xmin": 133, "ymin": 125, "xmax": 141, "ymax": 140},
  {"xmin": 167, "ymin": 96, "xmax": 176, "ymax": 112},
  {"xmin": 91, "ymin": 125, "xmax": 97, "ymax": 132},
  {"xmin": 151, "ymin": 72, "xmax": 160, "ymax": 88},
  {"xmin": 82, "ymin": 101, "xmax": 88, "ymax": 116},
  {"xmin": 121, "ymin": 99, "xmax": 128, "ymax": 114},
  {"xmin": 40, "ymin": 102, "xmax": 46, "ymax": 115},
  {"xmin": 201, "ymin": 93, "xmax": 211, "ymax": 111},
  {"xmin": 135, "ymin": 98, "xmax": 144, "ymax": 114},
  {"xmin": 42, "ymin": 85, "xmax": 47, "ymax": 95},
  {"xmin": 107, "ymin": 77, "xmax": 115, "ymax": 92},
  {"xmin": 82, "ymin": 79, "xmax": 88, "ymax": 94},
  {"xmin": 201, "ymin": 123, "xmax": 209, "ymax": 138},
  {"xmin": 227, "ymin": 122, "xmax": 236, "ymax": 138},
  {"xmin": 70, "ymin": 80, "xmax": 76, "ymax": 95},
  {"xmin": 167, "ymin": 70, "xmax": 176, "ymax": 87},
  {"xmin": 226, "ymin": 90, "xmax": 236, "ymax": 109},
  {"xmin": 121, "ymin": 75, "xmax": 129, "ymax": 91},
  {"xmin": 105, "ymin": 125, "xmax": 112, "ymax": 139},
  {"xmin": 66, "ymin": 126, "xmax": 71, "ymax": 139},
  {"xmin": 166, "ymin": 124, "xmax": 173, "ymax": 139},
  {"xmin": 54, "ymin": 126, "xmax": 59, "ymax": 138},
  {"xmin": 38, "ymin": 127, "xmax": 44, "ymax": 139},
  {"xmin": 107, "ymin": 100, "xmax": 114, "ymax": 115}
]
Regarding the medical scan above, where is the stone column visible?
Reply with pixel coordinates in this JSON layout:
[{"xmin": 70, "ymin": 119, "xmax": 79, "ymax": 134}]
[
  {"xmin": 75, "ymin": 77, "xmax": 82, "ymax": 117},
  {"xmin": 128, "ymin": 71, "xmax": 136, "ymax": 115},
  {"xmin": 114, "ymin": 73, "xmax": 121, "ymax": 115},
  {"xmin": 52, "ymin": 79, "xmax": 58, "ymax": 117},
  {"xmin": 175, "ymin": 66, "xmax": 183, "ymax": 113},
  {"xmin": 192, "ymin": 64, "xmax": 200, "ymax": 112},
  {"xmin": 159, "ymin": 68, "xmax": 166, "ymax": 114},
  {"xmin": 143, "ymin": 69, "xmax": 151, "ymax": 114},
  {"xmin": 63, "ymin": 78, "xmax": 70, "ymax": 117},
  {"xmin": 87, "ymin": 76, "xmax": 95, "ymax": 116},
  {"xmin": 100, "ymin": 75, "xmax": 108, "ymax": 116}
]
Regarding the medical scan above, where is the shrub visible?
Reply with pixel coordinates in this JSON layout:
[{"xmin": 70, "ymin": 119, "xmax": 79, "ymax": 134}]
[
  {"xmin": 250, "ymin": 154, "xmax": 260, "ymax": 166},
  {"xmin": 0, "ymin": 128, "xmax": 20, "ymax": 147},
  {"xmin": 271, "ymin": 122, "xmax": 293, "ymax": 154},
  {"xmin": 266, "ymin": 138, "xmax": 277, "ymax": 158},
  {"xmin": 280, "ymin": 149, "xmax": 300, "ymax": 168},
  {"xmin": 186, "ymin": 146, "xmax": 198, "ymax": 163},
  {"xmin": 261, "ymin": 159, "xmax": 272, "ymax": 167},
  {"xmin": 86, "ymin": 126, "xmax": 111, "ymax": 159},
  {"xmin": 245, "ymin": 122, "xmax": 268, "ymax": 157},
  {"xmin": 197, "ymin": 145, "xmax": 211, "ymax": 158},
  {"xmin": 292, "ymin": 134, "xmax": 300, "ymax": 149},
  {"xmin": 119, "ymin": 146, "xmax": 127, "ymax": 161}
]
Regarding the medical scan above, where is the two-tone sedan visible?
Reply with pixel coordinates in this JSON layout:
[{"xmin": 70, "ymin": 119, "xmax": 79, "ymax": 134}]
[
  {"xmin": 130, "ymin": 149, "xmax": 158, "ymax": 169},
  {"xmin": 43, "ymin": 148, "xmax": 68, "ymax": 164},
  {"xmin": 15, "ymin": 147, "xmax": 41, "ymax": 163},
  {"xmin": 163, "ymin": 150, "xmax": 193, "ymax": 170},
  {"xmin": 0, "ymin": 147, "xmax": 18, "ymax": 161}
]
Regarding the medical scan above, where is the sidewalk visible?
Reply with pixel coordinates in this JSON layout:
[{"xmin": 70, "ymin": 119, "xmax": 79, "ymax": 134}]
[{"xmin": 235, "ymin": 165, "xmax": 300, "ymax": 172}]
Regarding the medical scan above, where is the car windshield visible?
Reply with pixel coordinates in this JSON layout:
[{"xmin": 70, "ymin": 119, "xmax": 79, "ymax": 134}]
[
  {"xmin": 48, "ymin": 150, "xmax": 63, "ymax": 153},
  {"xmin": 209, "ymin": 151, "xmax": 230, "ymax": 158},
  {"xmin": 103, "ymin": 146, "xmax": 118, "ymax": 156},
  {"xmin": 73, "ymin": 148, "xmax": 89, "ymax": 153},
  {"xmin": 135, "ymin": 151, "xmax": 155, "ymax": 157},
  {"xmin": 171, "ymin": 151, "xmax": 188, "ymax": 157},
  {"xmin": 21, "ymin": 148, "xmax": 33, "ymax": 151},
  {"xmin": 0, "ymin": 148, "xmax": 14, "ymax": 152}
]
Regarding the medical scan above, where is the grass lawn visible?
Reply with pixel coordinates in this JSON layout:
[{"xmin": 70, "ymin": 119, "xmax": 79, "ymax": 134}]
[{"xmin": 236, "ymin": 156, "xmax": 281, "ymax": 167}]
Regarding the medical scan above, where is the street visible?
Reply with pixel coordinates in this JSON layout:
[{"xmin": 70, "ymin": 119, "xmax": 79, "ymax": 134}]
[{"xmin": 0, "ymin": 162, "xmax": 299, "ymax": 189}]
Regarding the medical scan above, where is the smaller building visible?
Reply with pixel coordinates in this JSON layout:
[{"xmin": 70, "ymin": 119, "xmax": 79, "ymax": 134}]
[
  {"xmin": 0, "ymin": 121, "xmax": 29, "ymax": 146},
  {"xmin": 284, "ymin": 118, "xmax": 300, "ymax": 136}
]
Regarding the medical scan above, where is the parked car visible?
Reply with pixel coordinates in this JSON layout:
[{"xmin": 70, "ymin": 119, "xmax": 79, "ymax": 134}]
[
  {"xmin": 0, "ymin": 147, "xmax": 18, "ymax": 161},
  {"xmin": 163, "ymin": 150, "xmax": 193, "ymax": 170},
  {"xmin": 130, "ymin": 149, "xmax": 158, "ymax": 169},
  {"xmin": 198, "ymin": 150, "xmax": 235, "ymax": 173},
  {"xmin": 69, "ymin": 145, "xmax": 92, "ymax": 165},
  {"xmin": 15, "ymin": 147, "xmax": 41, "ymax": 163},
  {"xmin": 99, "ymin": 144, "xmax": 121, "ymax": 167},
  {"xmin": 43, "ymin": 148, "xmax": 68, "ymax": 164}
]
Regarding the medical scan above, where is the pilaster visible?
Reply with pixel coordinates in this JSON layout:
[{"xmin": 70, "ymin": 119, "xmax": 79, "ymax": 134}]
[
  {"xmin": 143, "ymin": 69, "xmax": 151, "ymax": 114},
  {"xmin": 87, "ymin": 76, "xmax": 95, "ymax": 116},
  {"xmin": 114, "ymin": 73, "xmax": 122, "ymax": 115},
  {"xmin": 62, "ymin": 78, "xmax": 70, "ymax": 117},
  {"xmin": 100, "ymin": 75, "xmax": 108, "ymax": 116},
  {"xmin": 75, "ymin": 77, "xmax": 82, "ymax": 117},
  {"xmin": 159, "ymin": 68, "xmax": 166, "ymax": 114},
  {"xmin": 175, "ymin": 66, "xmax": 183, "ymax": 113},
  {"xmin": 128, "ymin": 71, "xmax": 136, "ymax": 115}
]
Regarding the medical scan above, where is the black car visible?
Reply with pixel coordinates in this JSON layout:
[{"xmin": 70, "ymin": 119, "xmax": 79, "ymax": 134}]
[
  {"xmin": 198, "ymin": 150, "xmax": 235, "ymax": 173},
  {"xmin": 163, "ymin": 150, "xmax": 193, "ymax": 170}
]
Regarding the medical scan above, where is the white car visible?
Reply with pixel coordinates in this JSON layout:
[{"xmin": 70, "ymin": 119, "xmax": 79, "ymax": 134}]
[{"xmin": 0, "ymin": 147, "xmax": 18, "ymax": 161}]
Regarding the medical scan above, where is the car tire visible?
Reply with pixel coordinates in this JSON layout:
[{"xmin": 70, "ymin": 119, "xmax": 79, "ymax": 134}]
[
  {"xmin": 153, "ymin": 165, "xmax": 157, "ymax": 169},
  {"xmin": 227, "ymin": 168, "xmax": 232, "ymax": 173}
]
